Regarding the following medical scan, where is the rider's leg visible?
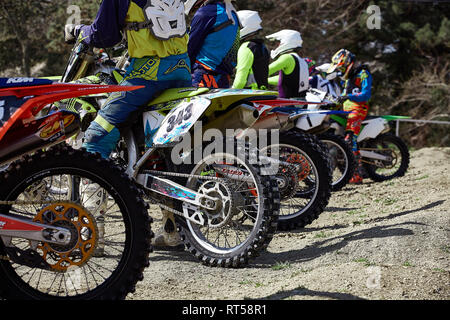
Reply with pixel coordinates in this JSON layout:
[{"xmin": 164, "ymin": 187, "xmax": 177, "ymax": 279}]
[
  {"xmin": 192, "ymin": 63, "xmax": 231, "ymax": 89},
  {"xmin": 84, "ymin": 54, "xmax": 192, "ymax": 158},
  {"xmin": 344, "ymin": 103, "xmax": 368, "ymax": 184},
  {"xmin": 83, "ymin": 55, "xmax": 192, "ymax": 252}
]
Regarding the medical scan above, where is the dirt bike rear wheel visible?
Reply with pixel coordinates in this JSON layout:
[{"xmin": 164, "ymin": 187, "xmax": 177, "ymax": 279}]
[
  {"xmin": 361, "ymin": 133, "xmax": 410, "ymax": 182},
  {"xmin": 168, "ymin": 139, "xmax": 280, "ymax": 268},
  {"xmin": 261, "ymin": 131, "xmax": 332, "ymax": 231},
  {"xmin": 0, "ymin": 146, "xmax": 152, "ymax": 300},
  {"xmin": 318, "ymin": 131, "xmax": 356, "ymax": 191}
]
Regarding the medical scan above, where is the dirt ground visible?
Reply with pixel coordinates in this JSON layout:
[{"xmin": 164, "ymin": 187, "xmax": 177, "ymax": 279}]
[{"xmin": 129, "ymin": 147, "xmax": 450, "ymax": 300}]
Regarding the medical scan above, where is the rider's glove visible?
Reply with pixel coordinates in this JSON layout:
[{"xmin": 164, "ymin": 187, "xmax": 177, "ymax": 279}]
[
  {"xmin": 64, "ymin": 24, "xmax": 82, "ymax": 44},
  {"xmin": 336, "ymin": 95, "xmax": 349, "ymax": 104}
]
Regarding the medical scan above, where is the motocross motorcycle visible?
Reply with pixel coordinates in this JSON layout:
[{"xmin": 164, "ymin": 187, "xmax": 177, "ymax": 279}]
[
  {"xmin": 306, "ymin": 80, "xmax": 410, "ymax": 182},
  {"xmin": 0, "ymin": 78, "xmax": 153, "ymax": 299},
  {"xmin": 51, "ymin": 35, "xmax": 339, "ymax": 232},
  {"xmin": 302, "ymin": 88, "xmax": 357, "ymax": 191},
  {"xmin": 249, "ymin": 101, "xmax": 335, "ymax": 230},
  {"xmin": 51, "ymin": 36, "xmax": 284, "ymax": 268}
]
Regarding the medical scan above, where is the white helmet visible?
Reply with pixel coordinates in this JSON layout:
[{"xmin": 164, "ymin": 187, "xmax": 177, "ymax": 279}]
[
  {"xmin": 266, "ymin": 29, "xmax": 303, "ymax": 60},
  {"xmin": 184, "ymin": 0, "xmax": 203, "ymax": 15},
  {"xmin": 237, "ymin": 10, "xmax": 263, "ymax": 39}
]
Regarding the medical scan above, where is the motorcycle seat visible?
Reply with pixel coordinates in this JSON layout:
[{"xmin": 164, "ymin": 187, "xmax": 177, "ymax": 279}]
[
  {"xmin": 0, "ymin": 78, "xmax": 53, "ymax": 89},
  {"xmin": 147, "ymin": 87, "xmax": 209, "ymax": 106}
]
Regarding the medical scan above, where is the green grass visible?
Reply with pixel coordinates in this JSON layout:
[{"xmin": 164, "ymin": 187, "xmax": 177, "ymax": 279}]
[
  {"xmin": 314, "ymin": 231, "xmax": 329, "ymax": 238},
  {"xmin": 403, "ymin": 261, "xmax": 414, "ymax": 267},
  {"xmin": 415, "ymin": 175, "xmax": 429, "ymax": 181},
  {"xmin": 239, "ymin": 279, "xmax": 265, "ymax": 288},
  {"xmin": 383, "ymin": 198, "xmax": 398, "ymax": 206},
  {"xmin": 354, "ymin": 258, "xmax": 375, "ymax": 267},
  {"xmin": 271, "ymin": 261, "xmax": 292, "ymax": 271},
  {"xmin": 346, "ymin": 209, "xmax": 360, "ymax": 215}
]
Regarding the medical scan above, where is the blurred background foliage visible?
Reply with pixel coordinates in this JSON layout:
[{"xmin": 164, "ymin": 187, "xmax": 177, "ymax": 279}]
[{"xmin": 0, "ymin": 0, "xmax": 449, "ymax": 147}]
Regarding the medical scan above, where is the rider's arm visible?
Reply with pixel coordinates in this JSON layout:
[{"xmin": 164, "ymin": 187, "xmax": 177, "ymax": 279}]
[
  {"xmin": 187, "ymin": 7, "xmax": 217, "ymax": 67},
  {"xmin": 267, "ymin": 54, "xmax": 296, "ymax": 85},
  {"xmin": 232, "ymin": 43, "xmax": 254, "ymax": 89},
  {"xmin": 348, "ymin": 70, "xmax": 372, "ymax": 102},
  {"xmin": 78, "ymin": 0, "xmax": 130, "ymax": 48},
  {"xmin": 268, "ymin": 75, "xmax": 279, "ymax": 86}
]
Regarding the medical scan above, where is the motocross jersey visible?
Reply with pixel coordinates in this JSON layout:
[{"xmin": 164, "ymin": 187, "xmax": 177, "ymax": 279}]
[
  {"xmin": 233, "ymin": 39, "xmax": 270, "ymax": 90},
  {"xmin": 188, "ymin": 0, "xmax": 240, "ymax": 78},
  {"xmin": 78, "ymin": 0, "xmax": 189, "ymax": 59},
  {"xmin": 342, "ymin": 65, "xmax": 372, "ymax": 108},
  {"xmin": 341, "ymin": 65, "xmax": 373, "ymax": 138},
  {"xmin": 268, "ymin": 53, "xmax": 309, "ymax": 98}
]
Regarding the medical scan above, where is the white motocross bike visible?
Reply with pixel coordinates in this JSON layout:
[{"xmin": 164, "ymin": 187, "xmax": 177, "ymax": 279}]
[{"xmin": 305, "ymin": 83, "xmax": 410, "ymax": 182}]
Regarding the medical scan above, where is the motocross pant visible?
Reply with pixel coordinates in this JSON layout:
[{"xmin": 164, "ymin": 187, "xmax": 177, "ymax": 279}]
[
  {"xmin": 191, "ymin": 62, "xmax": 231, "ymax": 89},
  {"xmin": 83, "ymin": 54, "xmax": 192, "ymax": 159},
  {"xmin": 343, "ymin": 102, "xmax": 369, "ymax": 153}
]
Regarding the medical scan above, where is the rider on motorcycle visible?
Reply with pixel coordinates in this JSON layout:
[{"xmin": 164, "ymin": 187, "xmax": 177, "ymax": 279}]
[
  {"xmin": 66, "ymin": 0, "xmax": 193, "ymax": 250},
  {"xmin": 186, "ymin": 0, "xmax": 240, "ymax": 88},
  {"xmin": 327, "ymin": 48, "xmax": 373, "ymax": 184},
  {"xmin": 266, "ymin": 30, "xmax": 310, "ymax": 98},
  {"xmin": 232, "ymin": 10, "xmax": 270, "ymax": 90}
]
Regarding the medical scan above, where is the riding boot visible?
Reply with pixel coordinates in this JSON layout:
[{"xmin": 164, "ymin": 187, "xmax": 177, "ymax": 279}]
[
  {"xmin": 152, "ymin": 209, "xmax": 185, "ymax": 251},
  {"xmin": 81, "ymin": 180, "xmax": 108, "ymax": 257},
  {"xmin": 349, "ymin": 150, "xmax": 363, "ymax": 184}
]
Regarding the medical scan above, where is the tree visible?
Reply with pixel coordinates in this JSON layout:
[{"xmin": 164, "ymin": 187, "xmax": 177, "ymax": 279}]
[
  {"xmin": 0, "ymin": 0, "xmax": 56, "ymax": 76},
  {"xmin": 0, "ymin": 0, "xmax": 100, "ymax": 77}
]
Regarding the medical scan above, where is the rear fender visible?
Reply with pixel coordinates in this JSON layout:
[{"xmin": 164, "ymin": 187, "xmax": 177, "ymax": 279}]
[{"xmin": 358, "ymin": 117, "xmax": 390, "ymax": 142}]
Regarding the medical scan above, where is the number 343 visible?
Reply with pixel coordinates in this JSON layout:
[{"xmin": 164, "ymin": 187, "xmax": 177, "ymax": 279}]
[{"xmin": 166, "ymin": 103, "xmax": 193, "ymax": 133}]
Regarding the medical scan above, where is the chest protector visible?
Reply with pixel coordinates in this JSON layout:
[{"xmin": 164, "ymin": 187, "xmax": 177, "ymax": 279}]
[
  {"xmin": 281, "ymin": 53, "xmax": 309, "ymax": 97},
  {"xmin": 125, "ymin": 0, "xmax": 187, "ymax": 40},
  {"xmin": 248, "ymin": 40, "xmax": 270, "ymax": 89},
  {"xmin": 291, "ymin": 53, "xmax": 310, "ymax": 94}
]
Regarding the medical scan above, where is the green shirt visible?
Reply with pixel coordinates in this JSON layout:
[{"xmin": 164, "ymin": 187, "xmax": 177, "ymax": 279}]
[
  {"xmin": 268, "ymin": 53, "xmax": 296, "ymax": 86},
  {"xmin": 233, "ymin": 42, "xmax": 255, "ymax": 89}
]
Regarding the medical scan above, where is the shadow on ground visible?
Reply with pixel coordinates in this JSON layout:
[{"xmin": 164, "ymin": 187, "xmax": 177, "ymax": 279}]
[{"xmin": 247, "ymin": 286, "xmax": 365, "ymax": 300}]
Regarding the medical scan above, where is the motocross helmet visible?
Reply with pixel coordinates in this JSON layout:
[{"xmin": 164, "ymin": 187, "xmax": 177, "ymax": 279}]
[
  {"xmin": 237, "ymin": 10, "xmax": 263, "ymax": 40},
  {"xmin": 184, "ymin": 0, "xmax": 205, "ymax": 15},
  {"xmin": 327, "ymin": 49, "xmax": 355, "ymax": 79},
  {"xmin": 266, "ymin": 29, "xmax": 303, "ymax": 60}
]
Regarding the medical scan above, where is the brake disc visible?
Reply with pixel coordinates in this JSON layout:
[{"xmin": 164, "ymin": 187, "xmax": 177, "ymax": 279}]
[{"xmin": 286, "ymin": 153, "xmax": 311, "ymax": 181}]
